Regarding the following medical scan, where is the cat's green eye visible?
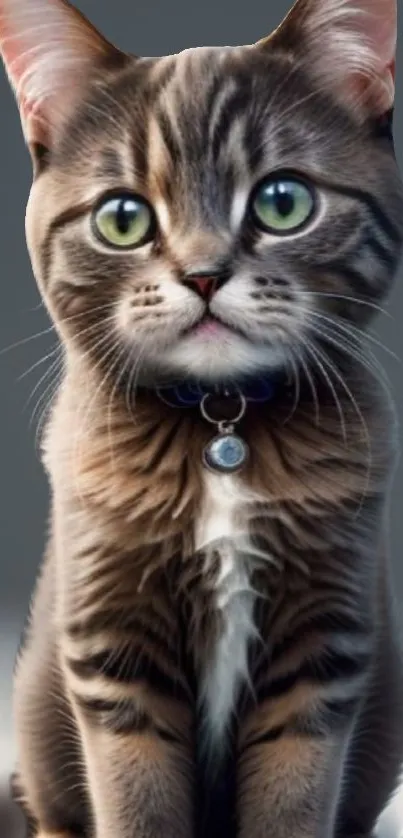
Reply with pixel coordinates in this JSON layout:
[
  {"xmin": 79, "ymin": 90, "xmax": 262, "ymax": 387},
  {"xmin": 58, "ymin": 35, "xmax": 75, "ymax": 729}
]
[
  {"xmin": 251, "ymin": 176, "xmax": 316, "ymax": 235},
  {"xmin": 93, "ymin": 194, "xmax": 155, "ymax": 249}
]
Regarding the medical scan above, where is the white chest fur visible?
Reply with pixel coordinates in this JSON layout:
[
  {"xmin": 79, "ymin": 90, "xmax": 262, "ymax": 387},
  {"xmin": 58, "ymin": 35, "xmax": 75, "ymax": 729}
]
[{"xmin": 195, "ymin": 473, "xmax": 258, "ymax": 755}]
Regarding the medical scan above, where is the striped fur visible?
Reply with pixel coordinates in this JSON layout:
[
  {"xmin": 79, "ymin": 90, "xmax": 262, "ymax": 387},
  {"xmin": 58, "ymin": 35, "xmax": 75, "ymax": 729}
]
[{"xmin": 1, "ymin": 1, "xmax": 403, "ymax": 837}]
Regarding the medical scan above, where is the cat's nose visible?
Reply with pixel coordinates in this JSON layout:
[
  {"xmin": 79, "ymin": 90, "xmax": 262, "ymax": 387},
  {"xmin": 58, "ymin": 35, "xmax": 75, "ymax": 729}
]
[{"xmin": 182, "ymin": 267, "xmax": 231, "ymax": 301}]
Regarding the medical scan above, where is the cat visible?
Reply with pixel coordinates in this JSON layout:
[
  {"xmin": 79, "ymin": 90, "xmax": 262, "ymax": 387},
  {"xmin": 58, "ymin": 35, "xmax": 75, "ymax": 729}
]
[{"xmin": 1, "ymin": 0, "xmax": 403, "ymax": 837}]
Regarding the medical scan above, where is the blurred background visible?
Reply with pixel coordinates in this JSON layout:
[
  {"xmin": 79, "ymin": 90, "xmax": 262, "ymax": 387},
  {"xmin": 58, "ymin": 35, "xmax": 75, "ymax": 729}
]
[{"xmin": 0, "ymin": 0, "xmax": 402, "ymax": 835}]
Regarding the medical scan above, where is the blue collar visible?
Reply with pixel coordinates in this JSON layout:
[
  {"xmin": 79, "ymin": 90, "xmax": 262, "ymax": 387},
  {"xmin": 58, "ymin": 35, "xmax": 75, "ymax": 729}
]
[{"xmin": 155, "ymin": 376, "xmax": 277, "ymax": 409}]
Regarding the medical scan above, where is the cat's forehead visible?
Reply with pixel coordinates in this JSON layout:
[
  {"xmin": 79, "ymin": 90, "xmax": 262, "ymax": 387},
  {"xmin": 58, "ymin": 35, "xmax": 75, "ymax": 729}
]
[
  {"xmin": 60, "ymin": 42, "xmax": 291, "ymax": 168},
  {"xmin": 57, "ymin": 41, "xmax": 360, "ymax": 181},
  {"xmin": 139, "ymin": 44, "xmax": 287, "ymax": 130},
  {"xmin": 49, "ymin": 39, "xmax": 371, "ymax": 229}
]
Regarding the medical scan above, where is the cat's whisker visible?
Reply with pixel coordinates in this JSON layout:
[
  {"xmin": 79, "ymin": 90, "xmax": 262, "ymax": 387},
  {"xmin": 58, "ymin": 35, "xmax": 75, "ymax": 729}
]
[
  {"xmin": 26, "ymin": 354, "xmax": 63, "ymax": 414},
  {"xmin": 306, "ymin": 315, "xmax": 393, "ymax": 400},
  {"xmin": 17, "ymin": 343, "xmax": 62, "ymax": 382},
  {"xmin": 68, "ymin": 326, "xmax": 118, "ymax": 368},
  {"xmin": 305, "ymin": 308, "xmax": 399, "ymax": 362},
  {"xmin": 303, "ymin": 337, "xmax": 373, "ymax": 518},
  {"xmin": 300, "ymin": 291, "xmax": 391, "ymax": 318},
  {"xmin": 306, "ymin": 328, "xmax": 374, "ymax": 441},
  {"xmin": 71, "ymin": 339, "xmax": 123, "ymax": 503},
  {"xmin": 34, "ymin": 370, "xmax": 64, "ymax": 448},
  {"xmin": 126, "ymin": 350, "xmax": 146, "ymax": 401},
  {"xmin": 0, "ymin": 305, "xmax": 114, "ymax": 358},
  {"xmin": 283, "ymin": 346, "xmax": 301, "ymax": 425},
  {"xmin": 28, "ymin": 359, "xmax": 64, "ymax": 443},
  {"xmin": 106, "ymin": 345, "xmax": 134, "ymax": 475},
  {"xmin": 57, "ymin": 304, "xmax": 114, "ymax": 322},
  {"xmin": 26, "ymin": 323, "xmax": 116, "ymax": 426},
  {"xmin": 0, "ymin": 323, "xmax": 56, "ymax": 356},
  {"xmin": 66, "ymin": 316, "xmax": 118, "ymax": 349},
  {"xmin": 298, "ymin": 349, "xmax": 320, "ymax": 427},
  {"xmin": 303, "ymin": 308, "xmax": 392, "ymax": 373},
  {"xmin": 303, "ymin": 338, "xmax": 347, "ymax": 443}
]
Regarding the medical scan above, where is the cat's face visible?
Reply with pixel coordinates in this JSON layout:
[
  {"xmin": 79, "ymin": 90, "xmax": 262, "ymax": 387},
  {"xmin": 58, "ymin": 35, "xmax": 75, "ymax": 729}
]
[{"xmin": 2, "ymin": 0, "xmax": 403, "ymax": 386}]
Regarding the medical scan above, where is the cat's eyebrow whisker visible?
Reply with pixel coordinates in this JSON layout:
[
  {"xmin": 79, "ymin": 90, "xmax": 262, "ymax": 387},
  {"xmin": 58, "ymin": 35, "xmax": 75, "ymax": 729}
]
[
  {"xmin": 251, "ymin": 84, "xmax": 343, "ymax": 160},
  {"xmin": 95, "ymin": 86, "xmax": 143, "ymax": 130},
  {"xmin": 83, "ymin": 101, "xmax": 131, "ymax": 138}
]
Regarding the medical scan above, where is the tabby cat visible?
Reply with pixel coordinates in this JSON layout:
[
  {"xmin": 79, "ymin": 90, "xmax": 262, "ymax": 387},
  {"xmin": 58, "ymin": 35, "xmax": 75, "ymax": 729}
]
[{"xmin": 1, "ymin": 0, "xmax": 403, "ymax": 837}]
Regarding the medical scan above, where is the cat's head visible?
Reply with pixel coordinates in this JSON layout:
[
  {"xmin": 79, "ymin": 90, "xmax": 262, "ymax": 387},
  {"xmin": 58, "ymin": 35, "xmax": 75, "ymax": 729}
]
[{"xmin": 0, "ymin": 0, "xmax": 402, "ymax": 386}]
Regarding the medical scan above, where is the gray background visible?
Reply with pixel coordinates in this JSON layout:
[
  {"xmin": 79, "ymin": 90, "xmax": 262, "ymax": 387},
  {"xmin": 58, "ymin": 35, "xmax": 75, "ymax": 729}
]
[{"xmin": 0, "ymin": 0, "xmax": 402, "ymax": 825}]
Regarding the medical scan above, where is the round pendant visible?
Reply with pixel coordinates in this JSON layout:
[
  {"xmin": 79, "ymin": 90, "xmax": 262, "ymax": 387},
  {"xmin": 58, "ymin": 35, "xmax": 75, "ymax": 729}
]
[{"xmin": 203, "ymin": 432, "xmax": 249, "ymax": 474}]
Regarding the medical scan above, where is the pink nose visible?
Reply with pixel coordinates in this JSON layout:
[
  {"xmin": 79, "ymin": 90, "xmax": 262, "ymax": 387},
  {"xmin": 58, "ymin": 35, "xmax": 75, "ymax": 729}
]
[{"xmin": 183, "ymin": 275, "xmax": 217, "ymax": 301}]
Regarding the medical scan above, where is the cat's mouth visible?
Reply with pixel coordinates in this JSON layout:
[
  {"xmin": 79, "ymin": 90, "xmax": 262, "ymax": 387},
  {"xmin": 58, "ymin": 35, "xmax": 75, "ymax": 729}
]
[{"xmin": 181, "ymin": 313, "xmax": 247, "ymax": 340}]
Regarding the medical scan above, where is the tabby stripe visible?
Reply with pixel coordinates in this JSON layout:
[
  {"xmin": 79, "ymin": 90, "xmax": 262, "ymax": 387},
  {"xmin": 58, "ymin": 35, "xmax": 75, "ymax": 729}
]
[
  {"xmin": 74, "ymin": 695, "xmax": 150, "ymax": 733},
  {"xmin": 97, "ymin": 148, "xmax": 126, "ymax": 180},
  {"xmin": 322, "ymin": 182, "xmax": 401, "ymax": 244},
  {"xmin": 145, "ymin": 417, "xmax": 182, "ymax": 472},
  {"xmin": 211, "ymin": 88, "xmax": 251, "ymax": 162},
  {"xmin": 267, "ymin": 596, "xmax": 369, "ymax": 646},
  {"xmin": 270, "ymin": 615, "xmax": 371, "ymax": 663},
  {"xmin": 204, "ymin": 76, "xmax": 233, "ymax": 149},
  {"xmin": 320, "ymin": 261, "xmax": 370, "ymax": 295},
  {"xmin": 320, "ymin": 695, "xmax": 363, "ymax": 728},
  {"xmin": 156, "ymin": 108, "xmax": 183, "ymax": 165},
  {"xmin": 75, "ymin": 694, "xmax": 184, "ymax": 740},
  {"xmin": 150, "ymin": 59, "xmax": 178, "ymax": 100},
  {"xmin": 75, "ymin": 696, "xmax": 120, "ymax": 714},
  {"xmin": 256, "ymin": 647, "xmax": 370, "ymax": 702},
  {"xmin": 363, "ymin": 232, "xmax": 396, "ymax": 269},
  {"xmin": 67, "ymin": 647, "xmax": 191, "ymax": 702},
  {"xmin": 66, "ymin": 615, "xmax": 178, "ymax": 654},
  {"xmin": 40, "ymin": 202, "xmax": 94, "ymax": 282},
  {"xmin": 240, "ymin": 725, "xmax": 286, "ymax": 752},
  {"xmin": 290, "ymin": 695, "xmax": 362, "ymax": 737}
]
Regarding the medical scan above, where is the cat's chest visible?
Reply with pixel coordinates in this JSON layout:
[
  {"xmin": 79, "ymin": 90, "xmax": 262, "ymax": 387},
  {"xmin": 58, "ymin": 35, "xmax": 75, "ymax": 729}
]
[{"xmin": 194, "ymin": 473, "xmax": 259, "ymax": 753}]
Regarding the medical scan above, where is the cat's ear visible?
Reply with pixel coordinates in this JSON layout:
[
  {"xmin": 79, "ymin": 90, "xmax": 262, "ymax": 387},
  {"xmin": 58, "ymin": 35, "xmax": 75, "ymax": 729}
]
[
  {"xmin": 258, "ymin": 0, "xmax": 396, "ymax": 118},
  {"xmin": 0, "ymin": 0, "xmax": 125, "ymax": 151}
]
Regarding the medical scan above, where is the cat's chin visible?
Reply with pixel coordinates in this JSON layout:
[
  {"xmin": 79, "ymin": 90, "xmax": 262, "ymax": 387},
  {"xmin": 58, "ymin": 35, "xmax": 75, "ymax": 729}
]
[{"xmin": 154, "ymin": 331, "xmax": 288, "ymax": 382}]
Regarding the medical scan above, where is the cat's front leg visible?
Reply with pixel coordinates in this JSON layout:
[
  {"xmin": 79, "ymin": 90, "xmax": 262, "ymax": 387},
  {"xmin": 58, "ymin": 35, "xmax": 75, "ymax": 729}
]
[
  {"xmin": 63, "ymin": 634, "xmax": 195, "ymax": 838},
  {"xmin": 236, "ymin": 614, "xmax": 372, "ymax": 838}
]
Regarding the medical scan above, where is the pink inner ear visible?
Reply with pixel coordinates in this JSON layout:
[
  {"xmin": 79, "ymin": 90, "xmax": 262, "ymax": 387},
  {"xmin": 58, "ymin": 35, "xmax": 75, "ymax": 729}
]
[
  {"xmin": 264, "ymin": 0, "xmax": 398, "ymax": 117},
  {"xmin": 0, "ymin": 0, "xmax": 124, "ymax": 149},
  {"xmin": 0, "ymin": 20, "xmax": 48, "ymax": 143}
]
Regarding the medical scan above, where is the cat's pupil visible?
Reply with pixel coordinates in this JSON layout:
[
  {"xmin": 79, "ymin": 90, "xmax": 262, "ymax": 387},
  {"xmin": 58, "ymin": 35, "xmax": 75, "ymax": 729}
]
[
  {"xmin": 116, "ymin": 200, "xmax": 135, "ymax": 233},
  {"xmin": 272, "ymin": 185, "xmax": 295, "ymax": 217}
]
